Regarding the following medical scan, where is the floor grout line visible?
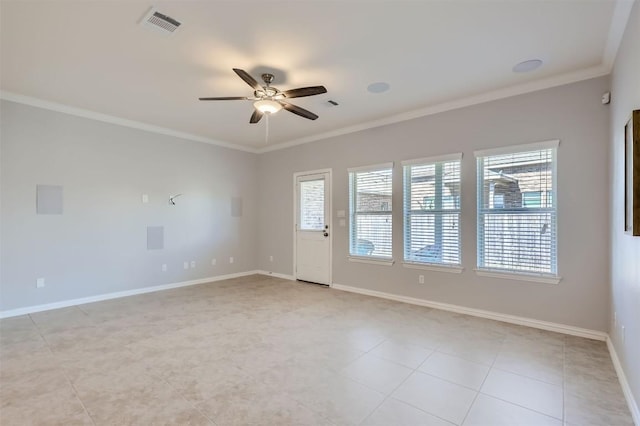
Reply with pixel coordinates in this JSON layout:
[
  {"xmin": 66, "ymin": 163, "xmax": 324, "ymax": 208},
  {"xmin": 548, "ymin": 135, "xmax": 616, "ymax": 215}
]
[
  {"xmin": 458, "ymin": 334, "xmax": 504, "ymax": 425},
  {"xmin": 357, "ymin": 337, "xmax": 436, "ymax": 426},
  {"xmin": 27, "ymin": 313, "xmax": 98, "ymax": 426},
  {"xmin": 1, "ymin": 277, "xmax": 629, "ymax": 425}
]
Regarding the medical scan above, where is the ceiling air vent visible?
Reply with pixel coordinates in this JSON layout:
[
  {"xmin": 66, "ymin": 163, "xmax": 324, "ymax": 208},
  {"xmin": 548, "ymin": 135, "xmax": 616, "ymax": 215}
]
[{"xmin": 139, "ymin": 7, "xmax": 181, "ymax": 35}]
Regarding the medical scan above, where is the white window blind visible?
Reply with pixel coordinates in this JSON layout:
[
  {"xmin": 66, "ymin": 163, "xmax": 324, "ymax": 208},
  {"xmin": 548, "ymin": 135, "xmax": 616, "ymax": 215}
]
[
  {"xmin": 403, "ymin": 155, "xmax": 461, "ymax": 266},
  {"xmin": 476, "ymin": 143, "xmax": 558, "ymax": 276},
  {"xmin": 349, "ymin": 164, "xmax": 393, "ymax": 258}
]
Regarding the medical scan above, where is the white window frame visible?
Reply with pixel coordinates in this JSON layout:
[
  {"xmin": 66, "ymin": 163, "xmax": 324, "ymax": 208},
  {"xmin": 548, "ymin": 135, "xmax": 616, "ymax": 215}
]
[
  {"xmin": 474, "ymin": 140, "xmax": 561, "ymax": 284},
  {"xmin": 348, "ymin": 162, "xmax": 394, "ymax": 265},
  {"xmin": 402, "ymin": 153, "xmax": 463, "ymax": 273}
]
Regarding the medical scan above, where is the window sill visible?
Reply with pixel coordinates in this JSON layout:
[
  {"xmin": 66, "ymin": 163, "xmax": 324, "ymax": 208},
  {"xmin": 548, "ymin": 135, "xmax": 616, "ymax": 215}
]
[
  {"xmin": 403, "ymin": 262, "xmax": 463, "ymax": 274},
  {"xmin": 348, "ymin": 256, "xmax": 395, "ymax": 266},
  {"xmin": 475, "ymin": 268, "xmax": 561, "ymax": 284}
]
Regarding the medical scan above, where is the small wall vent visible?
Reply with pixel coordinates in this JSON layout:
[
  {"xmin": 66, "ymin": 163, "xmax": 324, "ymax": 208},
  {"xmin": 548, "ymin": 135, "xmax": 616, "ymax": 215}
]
[{"xmin": 139, "ymin": 7, "xmax": 181, "ymax": 35}]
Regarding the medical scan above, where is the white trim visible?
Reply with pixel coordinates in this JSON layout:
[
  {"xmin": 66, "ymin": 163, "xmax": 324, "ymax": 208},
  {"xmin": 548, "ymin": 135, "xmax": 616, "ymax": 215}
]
[
  {"xmin": 295, "ymin": 173, "xmax": 326, "ymax": 183},
  {"xmin": 293, "ymin": 169, "xmax": 333, "ymax": 285},
  {"xmin": 475, "ymin": 269, "xmax": 561, "ymax": 284},
  {"xmin": 257, "ymin": 65, "xmax": 608, "ymax": 154},
  {"xmin": 0, "ymin": 271, "xmax": 260, "ymax": 319},
  {"xmin": 347, "ymin": 162, "xmax": 394, "ymax": 173},
  {"xmin": 401, "ymin": 153, "xmax": 463, "ymax": 166},
  {"xmin": 402, "ymin": 262, "xmax": 463, "ymax": 274},
  {"xmin": 257, "ymin": 270, "xmax": 295, "ymax": 281},
  {"xmin": 3, "ymin": 60, "xmax": 614, "ymax": 158},
  {"xmin": 330, "ymin": 283, "xmax": 607, "ymax": 341},
  {"xmin": 474, "ymin": 139, "xmax": 560, "ymax": 158},
  {"xmin": 0, "ymin": 91, "xmax": 258, "ymax": 154},
  {"xmin": 348, "ymin": 256, "xmax": 395, "ymax": 266},
  {"xmin": 607, "ymin": 336, "xmax": 640, "ymax": 425},
  {"xmin": 603, "ymin": 0, "xmax": 636, "ymax": 71}
]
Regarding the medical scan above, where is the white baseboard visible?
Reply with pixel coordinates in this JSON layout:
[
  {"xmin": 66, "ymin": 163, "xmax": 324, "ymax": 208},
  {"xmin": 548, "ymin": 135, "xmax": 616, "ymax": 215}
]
[
  {"xmin": 607, "ymin": 336, "xmax": 640, "ymax": 425},
  {"xmin": 0, "ymin": 270, "xmax": 260, "ymax": 319},
  {"xmin": 331, "ymin": 283, "xmax": 607, "ymax": 341},
  {"xmin": 257, "ymin": 270, "xmax": 295, "ymax": 281}
]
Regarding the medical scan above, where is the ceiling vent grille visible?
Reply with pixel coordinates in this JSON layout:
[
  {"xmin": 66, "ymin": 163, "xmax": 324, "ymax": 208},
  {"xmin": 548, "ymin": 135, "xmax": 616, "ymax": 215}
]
[{"xmin": 139, "ymin": 7, "xmax": 181, "ymax": 35}]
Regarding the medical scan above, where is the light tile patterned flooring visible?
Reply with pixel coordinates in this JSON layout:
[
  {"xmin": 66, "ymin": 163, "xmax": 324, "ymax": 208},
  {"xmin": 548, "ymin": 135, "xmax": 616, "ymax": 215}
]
[{"xmin": 0, "ymin": 275, "xmax": 633, "ymax": 425}]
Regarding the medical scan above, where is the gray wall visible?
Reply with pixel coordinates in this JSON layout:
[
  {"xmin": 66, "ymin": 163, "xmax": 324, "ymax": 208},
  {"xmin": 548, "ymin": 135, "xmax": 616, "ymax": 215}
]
[
  {"xmin": 258, "ymin": 76, "xmax": 611, "ymax": 331},
  {"xmin": 0, "ymin": 75, "xmax": 616, "ymax": 336},
  {"xmin": 609, "ymin": 0, "xmax": 640, "ymax": 411},
  {"xmin": 0, "ymin": 101, "xmax": 258, "ymax": 311}
]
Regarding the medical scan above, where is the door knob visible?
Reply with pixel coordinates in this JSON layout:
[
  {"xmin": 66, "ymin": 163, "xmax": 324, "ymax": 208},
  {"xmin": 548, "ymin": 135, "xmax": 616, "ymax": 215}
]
[{"xmin": 323, "ymin": 232, "xmax": 329, "ymax": 237}]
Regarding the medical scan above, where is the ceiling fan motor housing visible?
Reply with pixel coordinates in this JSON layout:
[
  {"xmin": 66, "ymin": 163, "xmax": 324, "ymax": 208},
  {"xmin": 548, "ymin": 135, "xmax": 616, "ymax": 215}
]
[
  {"xmin": 199, "ymin": 68, "xmax": 327, "ymax": 123},
  {"xmin": 261, "ymin": 73, "xmax": 275, "ymax": 85}
]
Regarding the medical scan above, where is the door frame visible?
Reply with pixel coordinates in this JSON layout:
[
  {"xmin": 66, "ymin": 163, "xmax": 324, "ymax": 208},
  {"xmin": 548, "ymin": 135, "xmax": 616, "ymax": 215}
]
[{"xmin": 293, "ymin": 168, "xmax": 333, "ymax": 285}]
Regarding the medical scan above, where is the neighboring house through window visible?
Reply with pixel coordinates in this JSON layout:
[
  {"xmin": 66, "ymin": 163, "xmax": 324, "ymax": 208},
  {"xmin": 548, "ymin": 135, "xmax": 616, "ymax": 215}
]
[
  {"xmin": 402, "ymin": 154, "xmax": 462, "ymax": 267},
  {"xmin": 475, "ymin": 140, "xmax": 559, "ymax": 277},
  {"xmin": 348, "ymin": 163, "xmax": 393, "ymax": 260}
]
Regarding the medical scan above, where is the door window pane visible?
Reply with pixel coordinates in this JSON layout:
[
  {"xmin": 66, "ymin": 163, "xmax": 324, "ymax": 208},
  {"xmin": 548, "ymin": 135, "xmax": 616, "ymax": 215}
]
[{"xmin": 299, "ymin": 179, "xmax": 325, "ymax": 230}]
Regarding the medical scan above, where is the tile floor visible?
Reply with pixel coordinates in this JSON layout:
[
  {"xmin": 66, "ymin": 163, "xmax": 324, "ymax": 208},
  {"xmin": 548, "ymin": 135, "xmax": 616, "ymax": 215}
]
[{"xmin": 0, "ymin": 275, "xmax": 633, "ymax": 425}]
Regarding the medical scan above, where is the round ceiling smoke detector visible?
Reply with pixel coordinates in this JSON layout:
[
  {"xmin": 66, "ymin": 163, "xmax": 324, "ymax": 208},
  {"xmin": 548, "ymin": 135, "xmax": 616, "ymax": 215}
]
[
  {"xmin": 513, "ymin": 59, "xmax": 543, "ymax": 73},
  {"xmin": 367, "ymin": 82, "xmax": 390, "ymax": 93}
]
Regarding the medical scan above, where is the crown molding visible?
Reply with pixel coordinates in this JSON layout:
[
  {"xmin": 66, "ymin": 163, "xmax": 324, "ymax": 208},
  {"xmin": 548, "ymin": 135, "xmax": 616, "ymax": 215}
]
[
  {"xmin": 0, "ymin": 63, "xmax": 610, "ymax": 157},
  {"xmin": 0, "ymin": 91, "xmax": 259, "ymax": 154},
  {"xmin": 257, "ymin": 64, "xmax": 609, "ymax": 154},
  {"xmin": 257, "ymin": 0, "xmax": 633, "ymax": 154},
  {"xmin": 603, "ymin": 0, "xmax": 636, "ymax": 71},
  {"xmin": 1, "ymin": 1, "xmax": 633, "ymax": 156}
]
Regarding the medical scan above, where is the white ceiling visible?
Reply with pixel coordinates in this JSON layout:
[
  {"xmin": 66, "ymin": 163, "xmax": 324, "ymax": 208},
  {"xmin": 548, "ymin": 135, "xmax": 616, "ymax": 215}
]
[{"xmin": 0, "ymin": 1, "xmax": 632, "ymax": 151}]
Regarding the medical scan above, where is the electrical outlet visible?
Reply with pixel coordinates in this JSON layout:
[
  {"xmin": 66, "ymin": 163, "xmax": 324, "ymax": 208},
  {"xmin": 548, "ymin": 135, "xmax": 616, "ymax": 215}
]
[
  {"xmin": 269, "ymin": 255, "xmax": 274, "ymax": 262},
  {"xmin": 211, "ymin": 258, "xmax": 217, "ymax": 266},
  {"xmin": 161, "ymin": 264, "xmax": 167, "ymax": 272},
  {"xmin": 622, "ymin": 325, "xmax": 625, "ymax": 343},
  {"xmin": 229, "ymin": 257, "xmax": 234, "ymax": 264},
  {"xmin": 183, "ymin": 261, "xmax": 189, "ymax": 270},
  {"xmin": 36, "ymin": 278, "xmax": 45, "ymax": 288},
  {"xmin": 190, "ymin": 260, "xmax": 196, "ymax": 268},
  {"xmin": 418, "ymin": 275, "xmax": 425, "ymax": 284}
]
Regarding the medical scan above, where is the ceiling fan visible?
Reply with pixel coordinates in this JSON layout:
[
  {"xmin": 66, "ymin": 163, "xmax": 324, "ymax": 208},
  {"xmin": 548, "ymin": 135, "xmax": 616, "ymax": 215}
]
[{"xmin": 199, "ymin": 68, "xmax": 327, "ymax": 124}]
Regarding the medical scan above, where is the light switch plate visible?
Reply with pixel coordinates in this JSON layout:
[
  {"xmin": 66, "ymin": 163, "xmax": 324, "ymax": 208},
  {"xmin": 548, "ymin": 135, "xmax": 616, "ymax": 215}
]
[
  {"xmin": 36, "ymin": 278, "xmax": 45, "ymax": 288},
  {"xmin": 142, "ymin": 194, "xmax": 149, "ymax": 203}
]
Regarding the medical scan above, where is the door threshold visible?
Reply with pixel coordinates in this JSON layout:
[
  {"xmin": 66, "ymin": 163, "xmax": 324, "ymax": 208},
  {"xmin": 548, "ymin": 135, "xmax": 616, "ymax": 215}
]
[{"xmin": 296, "ymin": 279, "xmax": 330, "ymax": 287}]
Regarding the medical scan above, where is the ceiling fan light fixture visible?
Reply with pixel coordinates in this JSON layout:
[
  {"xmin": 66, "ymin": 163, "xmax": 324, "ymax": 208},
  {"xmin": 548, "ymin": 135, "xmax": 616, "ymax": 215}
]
[{"xmin": 253, "ymin": 99, "xmax": 282, "ymax": 114}]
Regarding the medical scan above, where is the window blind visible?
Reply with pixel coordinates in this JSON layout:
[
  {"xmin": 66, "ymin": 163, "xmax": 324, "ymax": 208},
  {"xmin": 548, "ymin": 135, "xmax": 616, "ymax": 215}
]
[
  {"xmin": 477, "ymin": 146, "xmax": 558, "ymax": 275},
  {"xmin": 403, "ymin": 156, "xmax": 461, "ymax": 266},
  {"xmin": 349, "ymin": 165, "xmax": 393, "ymax": 258}
]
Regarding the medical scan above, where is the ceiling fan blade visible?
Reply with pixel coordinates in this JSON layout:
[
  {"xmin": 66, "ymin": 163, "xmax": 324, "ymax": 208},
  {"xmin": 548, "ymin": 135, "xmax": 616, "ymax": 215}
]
[
  {"xmin": 250, "ymin": 109, "xmax": 263, "ymax": 124},
  {"xmin": 280, "ymin": 101, "xmax": 319, "ymax": 120},
  {"xmin": 283, "ymin": 86, "xmax": 327, "ymax": 98},
  {"xmin": 199, "ymin": 96, "xmax": 248, "ymax": 101},
  {"xmin": 233, "ymin": 68, "xmax": 262, "ymax": 91}
]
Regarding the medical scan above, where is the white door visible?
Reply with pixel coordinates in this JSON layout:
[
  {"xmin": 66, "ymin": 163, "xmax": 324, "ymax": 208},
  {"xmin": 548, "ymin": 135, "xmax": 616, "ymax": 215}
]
[{"xmin": 295, "ymin": 171, "xmax": 331, "ymax": 285}]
